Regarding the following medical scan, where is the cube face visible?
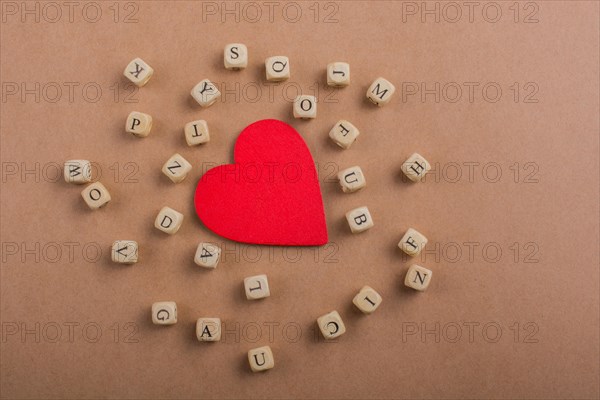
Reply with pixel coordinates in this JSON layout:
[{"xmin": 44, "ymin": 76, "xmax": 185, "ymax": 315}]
[
  {"xmin": 329, "ymin": 120, "xmax": 359, "ymax": 149},
  {"xmin": 248, "ymin": 346, "xmax": 274, "ymax": 372},
  {"xmin": 194, "ymin": 242, "xmax": 221, "ymax": 269},
  {"xmin": 352, "ymin": 286, "xmax": 382, "ymax": 314},
  {"xmin": 398, "ymin": 228, "xmax": 428, "ymax": 256},
  {"xmin": 152, "ymin": 301, "xmax": 177, "ymax": 325},
  {"xmin": 338, "ymin": 166, "xmax": 366, "ymax": 193},
  {"xmin": 196, "ymin": 318, "xmax": 222, "ymax": 341},
  {"xmin": 367, "ymin": 77, "xmax": 395, "ymax": 106},
  {"xmin": 345, "ymin": 206, "xmax": 374, "ymax": 233},
  {"xmin": 401, "ymin": 153, "xmax": 431, "ymax": 182},
  {"xmin": 224, "ymin": 43, "xmax": 248, "ymax": 70},
  {"xmin": 265, "ymin": 56, "xmax": 290, "ymax": 81},
  {"xmin": 191, "ymin": 79, "xmax": 221, "ymax": 107},
  {"xmin": 124, "ymin": 57, "xmax": 153, "ymax": 87},
  {"xmin": 81, "ymin": 182, "xmax": 111, "ymax": 210},
  {"xmin": 184, "ymin": 120, "xmax": 210, "ymax": 146},
  {"xmin": 126, "ymin": 111, "xmax": 153, "ymax": 137},
  {"xmin": 327, "ymin": 62, "xmax": 350, "ymax": 86},
  {"xmin": 154, "ymin": 206, "xmax": 184, "ymax": 235},
  {"xmin": 111, "ymin": 240, "xmax": 138, "ymax": 264},
  {"xmin": 293, "ymin": 95, "xmax": 317, "ymax": 119},
  {"xmin": 317, "ymin": 311, "xmax": 346, "ymax": 339},
  {"xmin": 162, "ymin": 153, "xmax": 192, "ymax": 183},
  {"xmin": 64, "ymin": 159, "xmax": 92, "ymax": 184},
  {"xmin": 405, "ymin": 265, "xmax": 432, "ymax": 291},
  {"xmin": 244, "ymin": 274, "xmax": 270, "ymax": 300}
]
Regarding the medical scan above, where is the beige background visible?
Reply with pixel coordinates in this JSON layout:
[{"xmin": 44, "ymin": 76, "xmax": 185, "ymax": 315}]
[{"xmin": 1, "ymin": 1, "xmax": 599, "ymax": 399}]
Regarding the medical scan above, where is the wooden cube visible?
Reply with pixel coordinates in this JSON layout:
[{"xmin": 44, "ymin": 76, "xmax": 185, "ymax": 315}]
[
  {"xmin": 154, "ymin": 206, "xmax": 184, "ymax": 235},
  {"xmin": 398, "ymin": 228, "xmax": 428, "ymax": 256},
  {"xmin": 162, "ymin": 153, "xmax": 192, "ymax": 183},
  {"xmin": 64, "ymin": 159, "xmax": 91, "ymax": 184},
  {"xmin": 244, "ymin": 274, "xmax": 270, "ymax": 300},
  {"xmin": 191, "ymin": 79, "xmax": 221, "ymax": 107},
  {"xmin": 194, "ymin": 242, "xmax": 221, "ymax": 269},
  {"xmin": 317, "ymin": 310, "xmax": 346, "ymax": 339},
  {"xmin": 81, "ymin": 182, "xmax": 111, "ymax": 210},
  {"xmin": 352, "ymin": 286, "xmax": 382, "ymax": 314},
  {"xmin": 184, "ymin": 120, "xmax": 210, "ymax": 146},
  {"xmin": 224, "ymin": 43, "xmax": 248, "ymax": 70},
  {"xmin": 248, "ymin": 346, "xmax": 274, "ymax": 372},
  {"xmin": 151, "ymin": 301, "xmax": 177, "ymax": 325},
  {"xmin": 293, "ymin": 95, "xmax": 317, "ymax": 119},
  {"xmin": 196, "ymin": 318, "xmax": 221, "ymax": 341},
  {"xmin": 123, "ymin": 57, "xmax": 153, "ymax": 87},
  {"xmin": 126, "ymin": 111, "xmax": 152, "ymax": 137},
  {"xmin": 111, "ymin": 240, "xmax": 138, "ymax": 264},
  {"xmin": 345, "ymin": 206, "xmax": 374, "ymax": 233},
  {"xmin": 265, "ymin": 56, "xmax": 290, "ymax": 81},
  {"xmin": 366, "ymin": 77, "xmax": 395, "ymax": 106},
  {"xmin": 338, "ymin": 166, "xmax": 366, "ymax": 193},
  {"xmin": 329, "ymin": 119, "xmax": 359, "ymax": 149},
  {"xmin": 404, "ymin": 264, "xmax": 432, "ymax": 291},
  {"xmin": 327, "ymin": 62, "xmax": 350, "ymax": 87},
  {"xmin": 401, "ymin": 153, "xmax": 431, "ymax": 182}
]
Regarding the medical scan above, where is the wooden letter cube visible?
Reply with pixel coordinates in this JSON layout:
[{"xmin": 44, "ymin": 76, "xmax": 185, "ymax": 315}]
[
  {"xmin": 126, "ymin": 111, "xmax": 152, "ymax": 137},
  {"xmin": 338, "ymin": 166, "xmax": 366, "ymax": 193},
  {"xmin": 64, "ymin": 159, "xmax": 91, "ymax": 184},
  {"xmin": 152, "ymin": 301, "xmax": 177, "ymax": 325},
  {"xmin": 398, "ymin": 228, "xmax": 428, "ymax": 256},
  {"xmin": 401, "ymin": 153, "xmax": 431, "ymax": 182},
  {"xmin": 196, "ymin": 318, "xmax": 221, "ymax": 341},
  {"xmin": 191, "ymin": 79, "xmax": 221, "ymax": 107},
  {"xmin": 194, "ymin": 242, "xmax": 221, "ymax": 269},
  {"xmin": 366, "ymin": 77, "xmax": 395, "ymax": 106},
  {"xmin": 329, "ymin": 119, "xmax": 359, "ymax": 149},
  {"xmin": 346, "ymin": 206, "xmax": 374, "ymax": 233},
  {"xmin": 111, "ymin": 240, "xmax": 138, "ymax": 264},
  {"xmin": 184, "ymin": 120, "xmax": 210, "ymax": 146},
  {"xmin": 154, "ymin": 206, "xmax": 184, "ymax": 235},
  {"xmin": 123, "ymin": 57, "xmax": 153, "ymax": 87},
  {"xmin": 327, "ymin": 62, "xmax": 350, "ymax": 87},
  {"xmin": 352, "ymin": 286, "xmax": 382, "ymax": 314},
  {"xmin": 293, "ymin": 95, "xmax": 317, "ymax": 119},
  {"xmin": 224, "ymin": 43, "xmax": 248, "ymax": 70},
  {"xmin": 317, "ymin": 310, "xmax": 346, "ymax": 339},
  {"xmin": 244, "ymin": 274, "xmax": 270, "ymax": 300},
  {"xmin": 162, "ymin": 153, "xmax": 192, "ymax": 183},
  {"xmin": 81, "ymin": 182, "xmax": 111, "ymax": 210},
  {"xmin": 265, "ymin": 56, "xmax": 290, "ymax": 81},
  {"xmin": 248, "ymin": 346, "xmax": 274, "ymax": 372},
  {"xmin": 405, "ymin": 264, "xmax": 432, "ymax": 291}
]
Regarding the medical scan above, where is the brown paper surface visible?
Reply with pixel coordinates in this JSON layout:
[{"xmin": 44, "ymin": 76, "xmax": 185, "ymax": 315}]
[{"xmin": 1, "ymin": 1, "xmax": 598, "ymax": 399}]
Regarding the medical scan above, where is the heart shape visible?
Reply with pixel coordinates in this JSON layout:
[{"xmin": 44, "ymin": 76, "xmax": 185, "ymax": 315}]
[{"xmin": 194, "ymin": 119, "xmax": 328, "ymax": 246}]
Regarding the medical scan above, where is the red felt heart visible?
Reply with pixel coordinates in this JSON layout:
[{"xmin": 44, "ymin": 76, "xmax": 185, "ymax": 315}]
[{"xmin": 194, "ymin": 119, "xmax": 328, "ymax": 246}]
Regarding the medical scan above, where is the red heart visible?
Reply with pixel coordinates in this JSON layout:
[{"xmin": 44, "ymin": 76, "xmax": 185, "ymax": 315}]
[{"xmin": 194, "ymin": 119, "xmax": 328, "ymax": 246}]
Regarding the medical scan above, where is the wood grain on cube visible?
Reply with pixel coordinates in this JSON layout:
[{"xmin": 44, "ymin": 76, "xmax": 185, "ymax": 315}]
[
  {"xmin": 398, "ymin": 228, "xmax": 428, "ymax": 256},
  {"xmin": 329, "ymin": 119, "xmax": 359, "ymax": 149},
  {"xmin": 151, "ymin": 301, "xmax": 177, "ymax": 325},
  {"xmin": 64, "ymin": 160, "xmax": 91, "ymax": 184},
  {"xmin": 248, "ymin": 346, "xmax": 274, "ymax": 372},
  {"xmin": 293, "ymin": 95, "xmax": 317, "ymax": 119},
  {"xmin": 162, "ymin": 153, "xmax": 192, "ymax": 183},
  {"xmin": 125, "ymin": 111, "xmax": 152, "ymax": 137},
  {"xmin": 111, "ymin": 240, "xmax": 138, "ymax": 264},
  {"xmin": 154, "ymin": 206, "xmax": 184, "ymax": 235},
  {"xmin": 184, "ymin": 120, "xmax": 210, "ymax": 146},
  {"xmin": 338, "ymin": 166, "xmax": 366, "ymax": 193},
  {"xmin": 123, "ymin": 57, "xmax": 153, "ymax": 87},
  {"xmin": 81, "ymin": 182, "xmax": 111, "ymax": 210}
]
